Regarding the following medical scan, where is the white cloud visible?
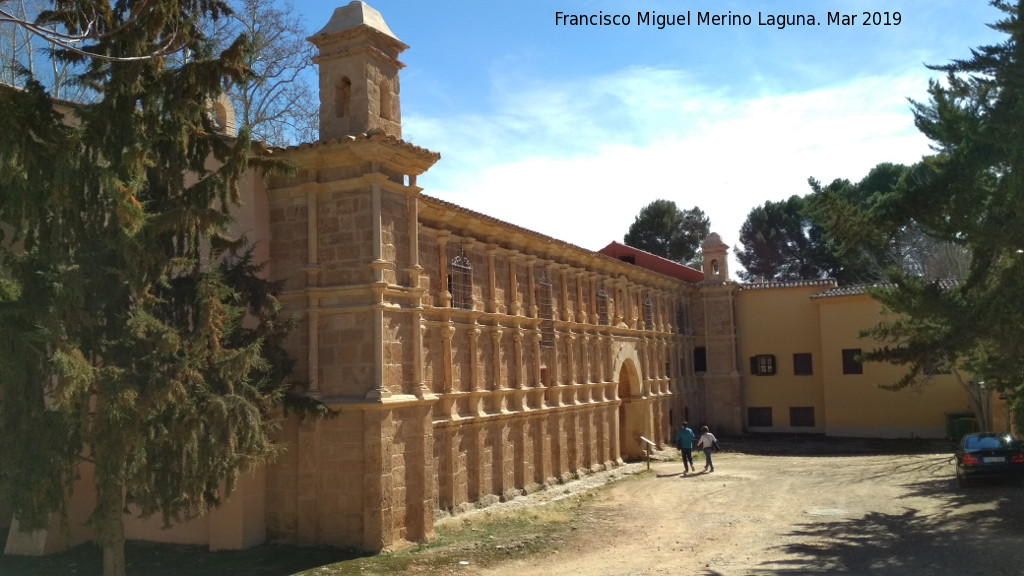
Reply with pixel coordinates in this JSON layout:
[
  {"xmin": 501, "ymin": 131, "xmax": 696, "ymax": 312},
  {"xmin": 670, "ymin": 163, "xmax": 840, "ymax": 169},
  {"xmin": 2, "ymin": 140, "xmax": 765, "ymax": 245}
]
[{"xmin": 404, "ymin": 65, "xmax": 939, "ymax": 273}]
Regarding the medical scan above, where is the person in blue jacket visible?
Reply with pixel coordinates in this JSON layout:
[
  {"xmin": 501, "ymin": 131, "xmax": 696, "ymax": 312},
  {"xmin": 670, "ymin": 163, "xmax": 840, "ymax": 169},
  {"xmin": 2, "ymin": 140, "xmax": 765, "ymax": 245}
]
[{"xmin": 674, "ymin": 422, "xmax": 696, "ymax": 473}]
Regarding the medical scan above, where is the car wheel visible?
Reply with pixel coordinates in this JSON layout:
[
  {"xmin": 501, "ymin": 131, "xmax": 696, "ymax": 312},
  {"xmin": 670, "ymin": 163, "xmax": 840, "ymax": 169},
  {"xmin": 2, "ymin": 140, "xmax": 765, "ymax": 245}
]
[{"xmin": 956, "ymin": 467, "xmax": 968, "ymax": 489}]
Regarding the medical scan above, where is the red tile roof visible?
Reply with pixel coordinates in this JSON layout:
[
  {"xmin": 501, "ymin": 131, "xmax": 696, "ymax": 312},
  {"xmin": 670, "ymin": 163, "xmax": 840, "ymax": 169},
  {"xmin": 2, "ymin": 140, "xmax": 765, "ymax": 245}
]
[{"xmin": 597, "ymin": 242, "xmax": 704, "ymax": 283}]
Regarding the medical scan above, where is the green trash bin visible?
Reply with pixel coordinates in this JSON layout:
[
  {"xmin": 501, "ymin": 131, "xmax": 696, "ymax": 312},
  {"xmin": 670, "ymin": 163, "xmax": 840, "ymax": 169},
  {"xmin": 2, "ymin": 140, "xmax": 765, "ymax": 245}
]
[{"xmin": 945, "ymin": 412, "xmax": 976, "ymax": 441}]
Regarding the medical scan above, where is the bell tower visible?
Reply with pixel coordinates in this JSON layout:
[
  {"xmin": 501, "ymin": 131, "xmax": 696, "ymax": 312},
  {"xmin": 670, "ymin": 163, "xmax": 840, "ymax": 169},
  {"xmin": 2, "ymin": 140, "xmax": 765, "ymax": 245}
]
[
  {"xmin": 700, "ymin": 232, "xmax": 730, "ymax": 282},
  {"xmin": 308, "ymin": 1, "xmax": 407, "ymax": 140}
]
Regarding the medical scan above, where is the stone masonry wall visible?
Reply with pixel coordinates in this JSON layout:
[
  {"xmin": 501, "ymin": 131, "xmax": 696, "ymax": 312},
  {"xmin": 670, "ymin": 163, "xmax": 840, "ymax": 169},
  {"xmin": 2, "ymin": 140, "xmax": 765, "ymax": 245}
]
[{"xmin": 415, "ymin": 209, "xmax": 697, "ymax": 516}]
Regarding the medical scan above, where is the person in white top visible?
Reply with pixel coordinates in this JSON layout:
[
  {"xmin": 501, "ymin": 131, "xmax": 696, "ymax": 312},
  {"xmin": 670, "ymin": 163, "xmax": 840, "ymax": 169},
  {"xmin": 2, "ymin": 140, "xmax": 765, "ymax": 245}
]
[{"xmin": 696, "ymin": 425, "xmax": 719, "ymax": 472}]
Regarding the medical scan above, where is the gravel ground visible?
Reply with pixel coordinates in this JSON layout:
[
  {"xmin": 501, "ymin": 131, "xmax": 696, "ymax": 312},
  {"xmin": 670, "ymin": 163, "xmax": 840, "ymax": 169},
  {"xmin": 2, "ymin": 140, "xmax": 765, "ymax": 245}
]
[{"xmin": 445, "ymin": 437, "xmax": 1024, "ymax": 576}]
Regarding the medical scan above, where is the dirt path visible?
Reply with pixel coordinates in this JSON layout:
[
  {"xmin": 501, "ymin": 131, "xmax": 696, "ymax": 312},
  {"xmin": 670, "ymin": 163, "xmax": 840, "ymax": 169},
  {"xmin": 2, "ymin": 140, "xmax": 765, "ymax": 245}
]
[{"xmin": 461, "ymin": 446, "xmax": 1024, "ymax": 576}]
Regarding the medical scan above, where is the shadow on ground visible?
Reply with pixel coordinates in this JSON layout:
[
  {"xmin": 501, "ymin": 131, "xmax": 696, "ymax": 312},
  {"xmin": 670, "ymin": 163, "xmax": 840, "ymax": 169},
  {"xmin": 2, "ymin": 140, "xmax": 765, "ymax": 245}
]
[
  {"xmin": 0, "ymin": 538, "xmax": 368, "ymax": 576},
  {"xmin": 755, "ymin": 473, "xmax": 1023, "ymax": 575}
]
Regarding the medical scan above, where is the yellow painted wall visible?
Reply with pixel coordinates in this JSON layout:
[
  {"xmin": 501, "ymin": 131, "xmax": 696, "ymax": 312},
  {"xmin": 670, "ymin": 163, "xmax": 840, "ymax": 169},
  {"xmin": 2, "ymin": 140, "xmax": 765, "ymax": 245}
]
[
  {"xmin": 122, "ymin": 470, "xmax": 266, "ymax": 548},
  {"xmin": 816, "ymin": 293, "xmax": 972, "ymax": 438},
  {"xmin": 736, "ymin": 284, "xmax": 828, "ymax": 433}
]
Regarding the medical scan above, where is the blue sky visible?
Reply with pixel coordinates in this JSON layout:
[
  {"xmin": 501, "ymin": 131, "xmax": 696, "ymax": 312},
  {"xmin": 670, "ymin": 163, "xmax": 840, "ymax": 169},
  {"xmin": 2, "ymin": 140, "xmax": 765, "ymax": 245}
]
[{"xmin": 290, "ymin": 0, "xmax": 1002, "ymax": 271}]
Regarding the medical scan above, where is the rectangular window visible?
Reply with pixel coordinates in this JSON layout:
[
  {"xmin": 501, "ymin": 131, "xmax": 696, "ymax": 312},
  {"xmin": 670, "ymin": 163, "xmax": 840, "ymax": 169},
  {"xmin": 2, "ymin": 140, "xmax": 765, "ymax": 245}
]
[
  {"xmin": 595, "ymin": 289, "xmax": 609, "ymax": 326},
  {"xmin": 793, "ymin": 353, "xmax": 813, "ymax": 376},
  {"xmin": 693, "ymin": 347, "xmax": 707, "ymax": 373},
  {"xmin": 537, "ymin": 275, "xmax": 555, "ymax": 349},
  {"xmin": 842, "ymin": 348, "xmax": 863, "ymax": 374},
  {"xmin": 750, "ymin": 354, "xmax": 777, "ymax": 376},
  {"xmin": 748, "ymin": 407, "xmax": 773, "ymax": 427},
  {"xmin": 448, "ymin": 252, "xmax": 473, "ymax": 310},
  {"xmin": 790, "ymin": 407, "xmax": 816, "ymax": 427},
  {"xmin": 642, "ymin": 296, "xmax": 654, "ymax": 330}
]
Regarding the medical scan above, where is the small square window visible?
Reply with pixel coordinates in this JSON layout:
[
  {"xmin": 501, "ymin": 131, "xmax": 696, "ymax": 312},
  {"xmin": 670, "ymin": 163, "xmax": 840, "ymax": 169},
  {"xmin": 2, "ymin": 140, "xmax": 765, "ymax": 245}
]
[
  {"xmin": 748, "ymin": 407, "xmax": 773, "ymax": 427},
  {"xmin": 790, "ymin": 407, "xmax": 815, "ymax": 427},
  {"xmin": 750, "ymin": 354, "xmax": 777, "ymax": 376},
  {"xmin": 793, "ymin": 353, "xmax": 813, "ymax": 376},
  {"xmin": 842, "ymin": 349, "xmax": 863, "ymax": 375}
]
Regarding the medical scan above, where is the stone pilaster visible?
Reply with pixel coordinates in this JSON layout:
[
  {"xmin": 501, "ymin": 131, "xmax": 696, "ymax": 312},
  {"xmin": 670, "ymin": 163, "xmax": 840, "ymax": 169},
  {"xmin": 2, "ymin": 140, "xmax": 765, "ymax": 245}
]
[
  {"xmin": 437, "ymin": 231, "xmax": 451, "ymax": 308},
  {"xmin": 508, "ymin": 251, "xmax": 521, "ymax": 316}
]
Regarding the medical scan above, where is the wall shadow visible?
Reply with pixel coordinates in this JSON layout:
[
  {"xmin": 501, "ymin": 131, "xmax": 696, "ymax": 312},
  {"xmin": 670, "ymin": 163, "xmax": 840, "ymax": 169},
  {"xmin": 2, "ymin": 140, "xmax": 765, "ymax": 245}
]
[{"xmin": 756, "ymin": 478, "xmax": 1024, "ymax": 575}]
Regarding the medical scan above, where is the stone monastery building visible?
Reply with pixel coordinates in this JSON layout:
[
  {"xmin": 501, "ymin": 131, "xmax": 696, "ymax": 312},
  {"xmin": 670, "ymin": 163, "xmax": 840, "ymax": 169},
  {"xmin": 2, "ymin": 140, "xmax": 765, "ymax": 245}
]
[{"xmin": 3, "ymin": 0, "xmax": 993, "ymax": 558}]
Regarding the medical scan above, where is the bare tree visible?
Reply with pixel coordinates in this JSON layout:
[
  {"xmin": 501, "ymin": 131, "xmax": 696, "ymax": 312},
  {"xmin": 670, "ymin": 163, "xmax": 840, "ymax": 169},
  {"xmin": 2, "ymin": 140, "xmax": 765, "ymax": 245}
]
[
  {"xmin": 891, "ymin": 223, "xmax": 972, "ymax": 281},
  {"xmin": 3, "ymin": 0, "xmax": 317, "ymax": 140},
  {"xmin": 212, "ymin": 0, "xmax": 318, "ymax": 146},
  {"xmin": 0, "ymin": 0, "xmax": 37, "ymax": 85},
  {"xmin": 1, "ymin": 0, "xmax": 162, "ymax": 101},
  {"xmin": 0, "ymin": 0, "xmax": 187, "ymax": 62}
]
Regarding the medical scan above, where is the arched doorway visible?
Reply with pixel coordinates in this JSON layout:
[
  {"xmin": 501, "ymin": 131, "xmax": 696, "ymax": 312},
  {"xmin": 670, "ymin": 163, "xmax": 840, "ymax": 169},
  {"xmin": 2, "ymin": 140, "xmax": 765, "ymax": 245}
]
[{"xmin": 617, "ymin": 360, "xmax": 645, "ymax": 461}]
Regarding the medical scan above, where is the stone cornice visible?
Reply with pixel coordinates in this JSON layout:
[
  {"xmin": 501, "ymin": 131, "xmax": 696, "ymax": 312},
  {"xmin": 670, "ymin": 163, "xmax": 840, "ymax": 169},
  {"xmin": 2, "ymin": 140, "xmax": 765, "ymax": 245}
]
[{"xmin": 418, "ymin": 194, "xmax": 691, "ymax": 292}]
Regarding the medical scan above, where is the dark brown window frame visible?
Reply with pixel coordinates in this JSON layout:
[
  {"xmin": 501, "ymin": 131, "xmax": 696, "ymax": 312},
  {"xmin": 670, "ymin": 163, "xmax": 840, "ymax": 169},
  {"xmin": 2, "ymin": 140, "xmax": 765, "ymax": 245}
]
[
  {"xmin": 842, "ymin": 348, "xmax": 863, "ymax": 375},
  {"xmin": 748, "ymin": 407, "xmax": 773, "ymax": 427},
  {"xmin": 793, "ymin": 353, "xmax": 813, "ymax": 376},
  {"xmin": 789, "ymin": 406, "xmax": 816, "ymax": 427},
  {"xmin": 750, "ymin": 354, "xmax": 777, "ymax": 376}
]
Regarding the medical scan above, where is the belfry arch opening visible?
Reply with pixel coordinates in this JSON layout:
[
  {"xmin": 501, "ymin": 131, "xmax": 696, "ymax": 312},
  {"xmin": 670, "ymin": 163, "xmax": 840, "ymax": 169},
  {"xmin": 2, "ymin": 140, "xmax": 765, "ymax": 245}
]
[{"xmin": 336, "ymin": 77, "xmax": 351, "ymax": 118}]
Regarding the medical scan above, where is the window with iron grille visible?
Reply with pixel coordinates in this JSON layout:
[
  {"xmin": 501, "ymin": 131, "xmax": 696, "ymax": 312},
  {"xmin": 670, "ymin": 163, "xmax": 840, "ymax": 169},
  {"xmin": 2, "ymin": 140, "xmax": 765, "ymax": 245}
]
[
  {"xmin": 448, "ymin": 252, "xmax": 473, "ymax": 310},
  {"xmin": 750, "ymin": 354, "xmax": 777, "ymax": 376},
  {"xmin": 748, "ymin": 407, "xmax": 773, "ymax": 427},
  {"xmin": 789, "ymin": 407, "xmax": 815, "ymax": 427},
  {"xmin": 642, "ymin": 296, "xmax": 654, "ymax": 329},
  {"xmin": 842, "ymin": 348, "xmax": 863, "ymax": 374},
  {"xmin": 536, "ymin": 274, "xmax": 554, "ymax": 348},
  {"xmin": 676, "ymin": 304, "xmax": 687, "ymax": 332},
  {"xmin": 793, "ymin": 353, "xmax": 813, "ymax": 376},
  {"xmin": 595, "ymin": 289, "xmax": 609, "ymax": 326}
]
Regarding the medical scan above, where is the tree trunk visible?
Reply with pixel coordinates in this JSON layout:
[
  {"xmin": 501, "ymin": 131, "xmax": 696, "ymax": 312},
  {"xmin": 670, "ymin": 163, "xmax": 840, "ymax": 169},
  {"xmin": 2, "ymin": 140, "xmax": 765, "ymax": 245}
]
[
  {"xmin": 103, "ymin": 535, "xmax": 126, "ymax": 576},
  {"xmin": 954, "ymin": 370, "xmax": 989, "ymax": 433},
  {"xmin": 96, "ymin": 477, "xmax": 127, "ymax": 576}
]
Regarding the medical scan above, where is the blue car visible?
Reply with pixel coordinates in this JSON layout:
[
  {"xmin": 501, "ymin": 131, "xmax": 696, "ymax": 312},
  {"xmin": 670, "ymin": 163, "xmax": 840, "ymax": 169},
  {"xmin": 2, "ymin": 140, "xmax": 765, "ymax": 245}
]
[{"xmin": 955, "ymin": 433, "xmax": 1024, "ymax": 488}]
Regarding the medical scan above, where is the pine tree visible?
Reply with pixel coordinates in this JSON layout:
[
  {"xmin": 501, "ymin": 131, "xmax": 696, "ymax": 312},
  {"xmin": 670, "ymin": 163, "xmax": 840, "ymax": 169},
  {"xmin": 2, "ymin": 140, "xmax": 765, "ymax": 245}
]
[
  {"xmin": 623, "ymin": 200, "xmax": 710, "ymax": 265},
  {"xmin": 0, "ymin": 2, "xmax": 293, "ymax": 575},
  {"xmin": 735, "ymin": 195, "xmax": 840, "ymax": 282},
  {"xmin": 838, "ymin": 0, "xmax": 1024, "ymax": 431}
]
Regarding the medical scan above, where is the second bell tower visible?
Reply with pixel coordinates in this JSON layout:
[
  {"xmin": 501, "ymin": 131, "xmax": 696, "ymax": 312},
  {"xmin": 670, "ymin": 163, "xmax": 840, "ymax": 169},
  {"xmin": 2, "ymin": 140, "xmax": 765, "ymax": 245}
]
[{"xmin": 308, "ymin": 1, "xmax": 407, "ymax": 141}]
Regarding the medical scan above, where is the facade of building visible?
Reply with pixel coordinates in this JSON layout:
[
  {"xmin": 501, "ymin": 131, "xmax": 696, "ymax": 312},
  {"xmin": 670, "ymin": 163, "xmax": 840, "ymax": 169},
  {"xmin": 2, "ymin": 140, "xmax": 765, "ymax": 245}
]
[
  {"xmin": 2, "ymin": 0, "xmax": 998, "ymax": 558},
  {"xmin": 735, "ymin": 281, "xmax": 1002, "ymax": 438}
]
